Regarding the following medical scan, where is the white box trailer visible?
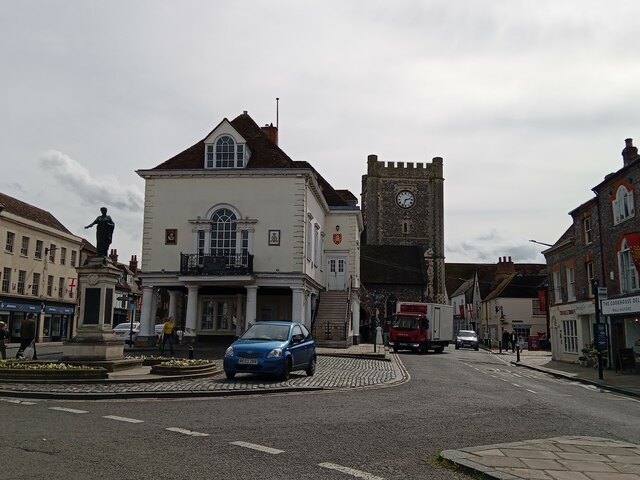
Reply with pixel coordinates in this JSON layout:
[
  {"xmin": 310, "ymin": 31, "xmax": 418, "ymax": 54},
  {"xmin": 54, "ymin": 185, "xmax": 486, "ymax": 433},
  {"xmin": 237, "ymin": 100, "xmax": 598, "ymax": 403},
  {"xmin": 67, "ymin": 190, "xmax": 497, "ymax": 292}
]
[{"xmin": 389, "ymin": 302, "xmax": 454, "ymax": 353}]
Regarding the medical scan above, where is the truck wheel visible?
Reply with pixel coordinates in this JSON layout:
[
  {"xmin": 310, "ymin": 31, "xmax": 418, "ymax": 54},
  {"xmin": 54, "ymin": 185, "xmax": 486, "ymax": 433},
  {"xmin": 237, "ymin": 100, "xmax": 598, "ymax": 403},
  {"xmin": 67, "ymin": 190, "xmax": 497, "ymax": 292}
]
[
  {"xmin": 420, "ymin": 344, "xmax": 428, "ymax": 354},
  {"xmin": 392, "ymin": 345, "xmax": 398, "ymax": 353},
  {"xmin": 455, "ymin": 344, "xmax": 460, "ymax": 350},
  {"xmin": 434, "ymin": 347, "xmax": 444, "ymax": 354}
]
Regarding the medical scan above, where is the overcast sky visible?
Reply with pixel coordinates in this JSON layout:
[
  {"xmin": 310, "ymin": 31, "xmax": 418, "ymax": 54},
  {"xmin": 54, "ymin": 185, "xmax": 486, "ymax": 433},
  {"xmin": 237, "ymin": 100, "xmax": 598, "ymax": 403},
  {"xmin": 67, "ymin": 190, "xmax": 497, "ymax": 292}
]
[{"xmin": 2, "ymin": 1, "xmax": 639, "ymax": 267}]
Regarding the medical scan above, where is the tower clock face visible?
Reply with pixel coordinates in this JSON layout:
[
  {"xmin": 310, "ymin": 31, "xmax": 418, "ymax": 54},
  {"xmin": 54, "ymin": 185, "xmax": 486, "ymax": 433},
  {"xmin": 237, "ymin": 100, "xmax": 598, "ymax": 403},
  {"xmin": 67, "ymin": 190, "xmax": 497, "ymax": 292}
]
[{"xmin": 396, "ymin": 190, "xmax": 415, "ymax": 209}]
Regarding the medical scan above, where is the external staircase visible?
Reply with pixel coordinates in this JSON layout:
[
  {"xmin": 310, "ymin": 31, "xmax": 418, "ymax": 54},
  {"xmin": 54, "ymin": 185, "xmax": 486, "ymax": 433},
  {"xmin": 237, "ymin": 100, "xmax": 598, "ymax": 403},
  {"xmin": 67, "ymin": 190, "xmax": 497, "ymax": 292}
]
[{"xmin": 312, "ymin": 290, "xmax": 353, "ymax": 348}]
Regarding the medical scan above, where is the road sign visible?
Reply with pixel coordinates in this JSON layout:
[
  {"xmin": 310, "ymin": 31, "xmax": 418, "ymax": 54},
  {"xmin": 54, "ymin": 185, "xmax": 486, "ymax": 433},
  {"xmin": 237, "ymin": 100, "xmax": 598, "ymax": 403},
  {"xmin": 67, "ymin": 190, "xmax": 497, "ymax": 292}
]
[{"xmin": 598, "ymin": 287, "xmax": 608, "ymax": 301}]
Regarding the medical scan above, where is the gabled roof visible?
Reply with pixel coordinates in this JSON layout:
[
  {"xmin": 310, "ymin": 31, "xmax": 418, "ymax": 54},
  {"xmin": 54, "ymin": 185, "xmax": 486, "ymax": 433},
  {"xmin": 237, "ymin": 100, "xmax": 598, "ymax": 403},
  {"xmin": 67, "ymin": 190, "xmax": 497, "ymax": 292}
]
[
  {"xmin": 148, "ymin": 112, "xmax": 355, "ymax": 209},
  {"xmin": 361, "ymin": 245, "xmax": 425, "ymax": 285},
  {"xmin": 484, "ymin": 272, "xmax": 547, "ymax": 301},
  {"xmin": 0, "ymin": 192, "xmax": 72, "ymax": 234},
  {"xmin": 445, "ymin": 262, "xmax": 547, "ymax": 299},
  {"xmin": 152, "ymin": 112, "xmax": 295, "ymax": 170}
]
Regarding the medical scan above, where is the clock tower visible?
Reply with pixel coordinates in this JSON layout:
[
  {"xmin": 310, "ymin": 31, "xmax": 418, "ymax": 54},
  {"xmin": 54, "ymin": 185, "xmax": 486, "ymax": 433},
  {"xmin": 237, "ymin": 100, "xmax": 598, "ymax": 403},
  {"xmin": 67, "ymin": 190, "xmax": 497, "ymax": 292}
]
[{"xmin": 361, "ymin": 154, "xmax": 446, "ymax": 303}]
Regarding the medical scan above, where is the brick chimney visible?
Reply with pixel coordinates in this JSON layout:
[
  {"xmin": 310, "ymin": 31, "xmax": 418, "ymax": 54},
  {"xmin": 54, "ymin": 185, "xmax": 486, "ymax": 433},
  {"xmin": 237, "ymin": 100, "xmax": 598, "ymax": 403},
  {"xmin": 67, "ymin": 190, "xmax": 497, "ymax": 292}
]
[
  {"xmin": 109, "ymin": 249, "xmax": 118, "ymax": 264},
  {"xmin": 622, "ymin": 138, "xmax": 639, "ymax": 166},
  {"xmin": 261, "ymin": 123, "xmax": 278, "ymax": 145},
  {"xmin": 129, "ymin": 255, "xmax": 138, "ymax": 274},
  {"xmin": 496, "ymin": 256, "xmax": 515, "ymax": 277}
]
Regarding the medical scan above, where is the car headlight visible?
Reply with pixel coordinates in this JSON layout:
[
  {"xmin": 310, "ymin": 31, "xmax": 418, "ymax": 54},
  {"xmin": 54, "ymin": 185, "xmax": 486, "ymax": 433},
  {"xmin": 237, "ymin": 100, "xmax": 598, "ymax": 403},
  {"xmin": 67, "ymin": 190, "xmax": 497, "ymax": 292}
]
[
  {"xmin": 225, "ymin": 346, "xmax": 234, "ymax": 357},
  {"xmin": 267, "ymin": 348, "xmax": 283, "ymax": 358}
]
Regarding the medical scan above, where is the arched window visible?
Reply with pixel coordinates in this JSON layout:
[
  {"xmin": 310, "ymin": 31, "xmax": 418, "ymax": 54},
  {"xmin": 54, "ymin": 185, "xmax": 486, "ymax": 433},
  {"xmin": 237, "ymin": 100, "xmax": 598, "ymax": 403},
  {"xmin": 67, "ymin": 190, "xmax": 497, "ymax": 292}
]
[
  {"xmin": 613, "ymin": 185, "xmax": 635, "ymax": 224},
  {"xmin": 210, "ymin": 208, "xmax": 249, "ymax": 262},
  {"xmin": 205, "ymin": 135, "xmax": 246, "ymax": 168}
]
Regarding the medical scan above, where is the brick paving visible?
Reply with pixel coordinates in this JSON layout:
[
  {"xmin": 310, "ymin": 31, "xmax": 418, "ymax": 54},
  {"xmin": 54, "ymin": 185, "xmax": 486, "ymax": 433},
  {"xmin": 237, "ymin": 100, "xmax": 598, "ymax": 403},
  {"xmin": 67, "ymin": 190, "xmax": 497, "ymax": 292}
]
[
  {"xmin": 441, "ymin": 436, "xmax": 640, "ymax": 480},
  {"xmin": 0, "ymin": 354, "xmax": 405, "ymax": 398}
]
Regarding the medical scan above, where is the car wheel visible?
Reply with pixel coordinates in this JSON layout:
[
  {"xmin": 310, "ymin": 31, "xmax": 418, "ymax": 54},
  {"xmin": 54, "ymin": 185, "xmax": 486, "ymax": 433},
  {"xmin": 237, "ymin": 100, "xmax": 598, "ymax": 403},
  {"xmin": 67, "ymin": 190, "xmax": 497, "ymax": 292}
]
[
  {"xmin": 281, "ymin": 358, "xmax": 292, "ymax": 381},
  {"xmin": 225, "ymin": 371, "xmax": 236, "ymax": 380},
  {"xmin": 306, "ymin": 356, "xmax": 316, "ymax": 376},
  {"xmin": 392, "ymin": 345, "xmax": 399, "ymax": 353}
]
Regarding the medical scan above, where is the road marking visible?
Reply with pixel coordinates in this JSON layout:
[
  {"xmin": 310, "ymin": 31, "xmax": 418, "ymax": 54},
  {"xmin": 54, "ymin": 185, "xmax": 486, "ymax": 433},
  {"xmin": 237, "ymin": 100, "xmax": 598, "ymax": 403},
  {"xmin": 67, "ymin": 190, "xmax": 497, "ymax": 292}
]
[
  {"xmin": 512, "ymin": 383, "xmax": 521, "ymax": 387},
  {"xmin": 166, "ymin": 427, "xmax": 209, "ymax": 437},
  {"xmin": 103, "ymin": 415, "xmax": 144, "ymax": 424},
  {"xmin": 1, "ymin": 398, "xmax": 37, "ymax": 405},
  {"xmin": 230, "ymin": 441, "xmax": 284, "ymax": 455},
  {"xmin": 318, "ymin": 462, "xmax": 384, "ymax": 480},
  {"xmin": 490, "ymin": 375, "xmax": 497, "ymax": 378},
  {"xmin": 512, "ymin": 373, "xmax": 522, "ymax": 378},
  {"xmin": 49, "ymin": 407, "xmax": 87, "ymax": 414},
  {"xmin": 481, "ymin": 371, "xmax": 488, "ymax": 374},
  {"xmin": 526, "ymin": 389, "xmax": 537, "ymax": 394}
]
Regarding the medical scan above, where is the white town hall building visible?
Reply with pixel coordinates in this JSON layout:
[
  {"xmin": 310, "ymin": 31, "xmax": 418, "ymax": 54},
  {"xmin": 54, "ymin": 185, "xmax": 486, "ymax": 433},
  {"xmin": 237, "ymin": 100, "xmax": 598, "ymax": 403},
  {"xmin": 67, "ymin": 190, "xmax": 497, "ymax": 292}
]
[{"xmin": 135, "ymin": 111, "xmax": 362, "ymax": 345}]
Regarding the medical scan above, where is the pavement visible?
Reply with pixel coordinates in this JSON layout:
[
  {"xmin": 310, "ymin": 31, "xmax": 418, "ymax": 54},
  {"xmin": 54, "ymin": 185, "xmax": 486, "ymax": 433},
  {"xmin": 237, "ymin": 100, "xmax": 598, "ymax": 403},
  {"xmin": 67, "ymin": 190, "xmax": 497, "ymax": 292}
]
[
  {"xmin": 439, "ymin": 346, "xmax": 640, "ymax": 480},
  {"xmin": 3, "ymin": 342, "xmax": 640, "ymax": 479}
]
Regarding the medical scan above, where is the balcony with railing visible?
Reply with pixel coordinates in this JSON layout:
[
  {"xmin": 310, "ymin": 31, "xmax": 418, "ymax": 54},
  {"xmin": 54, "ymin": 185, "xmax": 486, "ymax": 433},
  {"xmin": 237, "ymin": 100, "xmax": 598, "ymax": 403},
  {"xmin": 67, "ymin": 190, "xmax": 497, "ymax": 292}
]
[{"xmin": 179, "ymin": 252, "xmax": 254, "ymax": 276}]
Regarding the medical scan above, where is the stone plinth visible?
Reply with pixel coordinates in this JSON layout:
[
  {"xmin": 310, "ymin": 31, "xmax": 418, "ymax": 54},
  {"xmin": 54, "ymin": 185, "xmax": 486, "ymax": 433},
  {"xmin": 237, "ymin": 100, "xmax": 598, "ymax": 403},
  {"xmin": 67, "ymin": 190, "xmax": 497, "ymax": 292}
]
[
  {"xmin": 62, "ymin": 256, "xmax": 127, "ymax": 366},
  {"xmin": 61, "ymin": 324, "xmax": 125, "ymax": 362}
]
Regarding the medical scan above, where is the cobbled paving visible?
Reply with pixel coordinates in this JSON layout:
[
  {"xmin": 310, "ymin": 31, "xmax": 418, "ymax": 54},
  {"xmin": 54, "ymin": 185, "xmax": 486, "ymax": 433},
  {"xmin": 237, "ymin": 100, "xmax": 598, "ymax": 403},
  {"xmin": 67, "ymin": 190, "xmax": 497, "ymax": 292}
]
[{"xmin": 0, "ymin": 356, "xmax": 399, "ymax": 395}]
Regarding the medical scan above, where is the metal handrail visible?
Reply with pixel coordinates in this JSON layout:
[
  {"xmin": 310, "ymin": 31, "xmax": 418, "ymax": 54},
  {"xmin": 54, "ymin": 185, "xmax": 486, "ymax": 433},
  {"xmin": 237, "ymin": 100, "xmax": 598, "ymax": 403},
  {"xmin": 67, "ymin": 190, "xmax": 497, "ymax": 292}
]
[{"xmin": 179, "ymin": 252, "xmax": 253, "ymax": 276}]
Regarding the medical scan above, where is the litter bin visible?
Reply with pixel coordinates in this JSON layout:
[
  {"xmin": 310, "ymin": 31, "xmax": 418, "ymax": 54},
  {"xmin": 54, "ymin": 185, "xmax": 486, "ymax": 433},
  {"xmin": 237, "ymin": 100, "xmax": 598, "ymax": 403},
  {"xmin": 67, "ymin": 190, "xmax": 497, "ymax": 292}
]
[{"xmin": 527, "ymin": 335, "xmax": 540, "ymax": 351}]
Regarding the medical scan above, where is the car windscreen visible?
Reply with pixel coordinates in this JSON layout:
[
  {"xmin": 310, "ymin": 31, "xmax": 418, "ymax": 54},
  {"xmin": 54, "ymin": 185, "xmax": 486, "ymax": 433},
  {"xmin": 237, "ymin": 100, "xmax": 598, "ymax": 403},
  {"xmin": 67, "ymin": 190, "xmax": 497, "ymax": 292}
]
[
  {"xmin": 391, "ymin": 316, "xmax": 421, "ymax": 330},
  {"xmin": 241, "ymin": 324, "xmax": 291, "ymax": 341},
  {"xmin": 458, "ymin": 331, "xmax": 476, "ymax": 337}
]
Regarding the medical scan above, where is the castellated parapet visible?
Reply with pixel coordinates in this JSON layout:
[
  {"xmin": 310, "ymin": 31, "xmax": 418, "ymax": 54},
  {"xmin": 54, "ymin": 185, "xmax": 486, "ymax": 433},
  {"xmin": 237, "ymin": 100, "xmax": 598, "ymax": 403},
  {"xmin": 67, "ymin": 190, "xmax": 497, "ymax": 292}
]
[{"xmin": 366, "ymin": 154, "xmax": 444, "ymax": 180}]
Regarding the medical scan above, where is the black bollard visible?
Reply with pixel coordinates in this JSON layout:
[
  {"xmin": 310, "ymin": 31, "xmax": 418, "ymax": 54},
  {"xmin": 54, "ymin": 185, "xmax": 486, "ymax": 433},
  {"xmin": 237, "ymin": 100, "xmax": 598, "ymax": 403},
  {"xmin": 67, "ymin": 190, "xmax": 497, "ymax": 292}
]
[
  {"xmin": 498, "ymin": 339, "xmax": 502, "ymax": 354},
  {"xmin": 188, "ymin": 346, "xmax": 194, "ymax": 360},
  {"xmin": 516, "ymin": 345, "xmax": 521, "ymax": 362}
]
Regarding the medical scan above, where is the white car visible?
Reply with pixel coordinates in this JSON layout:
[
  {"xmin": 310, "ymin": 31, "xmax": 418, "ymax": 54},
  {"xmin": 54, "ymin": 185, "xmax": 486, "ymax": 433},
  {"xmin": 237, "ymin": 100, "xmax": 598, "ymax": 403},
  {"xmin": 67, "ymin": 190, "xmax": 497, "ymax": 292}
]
[{"xmin": 113, "ymin": 322, "xmax": 140, "ymax": 345}]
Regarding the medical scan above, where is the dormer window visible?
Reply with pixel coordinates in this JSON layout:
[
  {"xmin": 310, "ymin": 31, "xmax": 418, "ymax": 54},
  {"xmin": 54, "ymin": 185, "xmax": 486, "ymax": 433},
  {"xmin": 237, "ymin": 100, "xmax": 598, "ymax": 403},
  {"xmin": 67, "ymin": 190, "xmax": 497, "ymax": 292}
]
[{"xmin": 206, "ymin": 135, "xmax": 246, "ymax": 168}]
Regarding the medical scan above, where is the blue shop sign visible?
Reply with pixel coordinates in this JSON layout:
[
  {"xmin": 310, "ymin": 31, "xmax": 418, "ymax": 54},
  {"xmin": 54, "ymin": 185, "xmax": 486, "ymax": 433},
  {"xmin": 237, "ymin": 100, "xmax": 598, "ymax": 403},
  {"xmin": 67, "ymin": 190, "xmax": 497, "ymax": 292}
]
[
  {"xmin": 44, "ymin": 305, "xmax": 75, "ymax": 315},
  {"xmin": 0, "ymin": 301, "xmax": 41, "ymax": 312}
]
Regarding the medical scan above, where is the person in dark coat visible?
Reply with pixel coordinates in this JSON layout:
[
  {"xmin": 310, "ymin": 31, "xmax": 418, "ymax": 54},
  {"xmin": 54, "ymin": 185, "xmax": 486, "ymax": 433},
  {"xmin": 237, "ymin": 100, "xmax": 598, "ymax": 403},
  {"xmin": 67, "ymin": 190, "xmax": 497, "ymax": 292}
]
[
  {"xmin": 510, "ymin": 330, "xmax": 518, "ymax": 353},
  {"xmin": 16, "ymin": 313, "xmax": 37, "ymax": 359},
  {"xmin": 502, "ymin": 329, "xmax": 510, "ymax": 350}
]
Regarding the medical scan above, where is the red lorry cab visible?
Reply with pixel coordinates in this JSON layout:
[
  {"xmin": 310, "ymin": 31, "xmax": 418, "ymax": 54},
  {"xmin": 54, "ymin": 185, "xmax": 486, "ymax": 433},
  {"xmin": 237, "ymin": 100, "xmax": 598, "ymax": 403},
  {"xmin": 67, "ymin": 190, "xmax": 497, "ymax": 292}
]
[{"xmin": 388, "ymin": 302, "xmax": 453, "ymax": 353}]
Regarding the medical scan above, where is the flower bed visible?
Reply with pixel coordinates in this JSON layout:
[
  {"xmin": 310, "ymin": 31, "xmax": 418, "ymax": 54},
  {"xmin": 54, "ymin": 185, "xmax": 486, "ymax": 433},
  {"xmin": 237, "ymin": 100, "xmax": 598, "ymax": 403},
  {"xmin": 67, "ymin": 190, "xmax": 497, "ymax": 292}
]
[
  {"xmin": 0, "ymin": 360, "xmax": 108, "ymax": 380},
  {"xmin": 150, "ymin": 359, "xmax": 217, "ymax": 376}
]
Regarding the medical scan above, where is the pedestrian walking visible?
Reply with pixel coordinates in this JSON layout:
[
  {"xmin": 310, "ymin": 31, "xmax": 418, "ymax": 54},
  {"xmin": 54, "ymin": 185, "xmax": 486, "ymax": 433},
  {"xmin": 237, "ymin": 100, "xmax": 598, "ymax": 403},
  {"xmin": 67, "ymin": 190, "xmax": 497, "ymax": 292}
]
[
  {"xmin": 16, "ymin": 313, "xmax": 37, "ymax": 359},
  {"xmin": 502, "ymin": 329, "xmax": 509, "ymax": 351},
  {"xmin": 510, "ymin": 330, "xmax": 518, "ymax": 353},
  {"xmin": 0, "ymin": 321, "xmax": 8, "ymax": 360},
  {"xmin": 160, "ymin": 316, "xmax": 175, "ymax": 356},
  {"xmin": 483, "ymin": 330, "xmax": 489, "ymax": 347}
]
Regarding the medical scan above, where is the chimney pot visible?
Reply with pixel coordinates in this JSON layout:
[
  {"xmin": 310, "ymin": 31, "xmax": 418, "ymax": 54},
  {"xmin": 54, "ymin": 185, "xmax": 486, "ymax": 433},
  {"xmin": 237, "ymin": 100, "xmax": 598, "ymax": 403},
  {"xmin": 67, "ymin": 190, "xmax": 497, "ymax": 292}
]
[{"xmin": 622, "ymin": 138, "xmax": 638, "ymax": 165}]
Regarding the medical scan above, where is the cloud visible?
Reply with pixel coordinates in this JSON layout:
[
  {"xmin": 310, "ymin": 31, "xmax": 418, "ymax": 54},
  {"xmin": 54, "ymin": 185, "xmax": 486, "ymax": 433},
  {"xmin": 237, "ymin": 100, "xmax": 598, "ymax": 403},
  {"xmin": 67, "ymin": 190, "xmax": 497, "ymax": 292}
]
[{"xmin": 39, "ymin": 150, "xmax": 143, "ymax": 212}]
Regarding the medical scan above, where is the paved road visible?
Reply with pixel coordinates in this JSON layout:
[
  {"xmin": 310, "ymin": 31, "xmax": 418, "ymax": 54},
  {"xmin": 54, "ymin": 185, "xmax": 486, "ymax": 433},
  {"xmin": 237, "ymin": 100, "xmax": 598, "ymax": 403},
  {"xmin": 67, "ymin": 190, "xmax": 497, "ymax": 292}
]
[{"xmin": 4, "ymin": 347, "xmax": 639, "ymax": 479}]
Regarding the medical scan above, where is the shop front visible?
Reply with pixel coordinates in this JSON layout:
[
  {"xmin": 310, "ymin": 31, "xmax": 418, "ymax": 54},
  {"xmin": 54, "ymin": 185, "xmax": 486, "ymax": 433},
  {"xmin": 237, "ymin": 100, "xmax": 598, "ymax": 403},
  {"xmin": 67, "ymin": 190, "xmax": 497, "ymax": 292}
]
[
  {"xmin": 0, "ymin": 298, "xmax": 76, "ymax": 342},
  {"xmin": 601, "ymin": 295, "xmax": 640, "ymax": 371}
]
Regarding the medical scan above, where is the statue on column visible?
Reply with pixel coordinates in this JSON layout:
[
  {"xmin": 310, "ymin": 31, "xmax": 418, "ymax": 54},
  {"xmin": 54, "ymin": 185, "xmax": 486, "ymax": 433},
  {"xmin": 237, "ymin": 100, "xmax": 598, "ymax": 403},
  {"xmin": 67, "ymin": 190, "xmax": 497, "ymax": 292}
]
[{"xmin": 85, "ymin": 207, "xmax": 115, "ymax": 257}]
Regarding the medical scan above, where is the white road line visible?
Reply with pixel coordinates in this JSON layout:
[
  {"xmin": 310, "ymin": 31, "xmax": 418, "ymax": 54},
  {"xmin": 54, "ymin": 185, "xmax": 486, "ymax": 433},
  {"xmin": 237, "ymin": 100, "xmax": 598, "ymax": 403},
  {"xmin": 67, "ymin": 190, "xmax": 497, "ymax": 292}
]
[
  {"xmin": 319, "ymin": 462, "xmax": 384, "ymax": 480},
  {"xmin": 1, "ymin": 398, "xmax": 37, "ymax": 405},
  {"xmin": 103, "ymin": 415, "xmax": 144, "ymax": 424},
  {"xmin": 481, "ymin": 371, "xmax": 488, "ymax": 375},
  {"xmin": 512, "ymin": 383, "xmax": 521, "ymax": 387},
  {"xmin": 490, "ymin": 375, "xmax": 497, "ymax": 378},
  {"xmin": 49, "ymin": 407, "xmax": 87, "ymax": 414},
  {"xmin": 526, "ymin": 389, "xmax": 537, "ymax": 393},
  {"xmin": 230, "ymin": 441, "xmax": 284, "ymax": 455},
  {"xmin": 512, "ymin": 373, "xmax": 522, "ymax": 378},
  {"xmin": 166, "ymin": 427, "xmax": 209, "ymax": 437}
]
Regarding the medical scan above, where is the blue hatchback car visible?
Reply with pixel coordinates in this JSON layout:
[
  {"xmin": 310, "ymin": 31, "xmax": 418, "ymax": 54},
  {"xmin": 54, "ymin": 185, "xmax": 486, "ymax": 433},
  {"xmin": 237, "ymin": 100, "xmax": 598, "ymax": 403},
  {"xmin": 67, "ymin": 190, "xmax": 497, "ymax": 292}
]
[{"xmin": 223, "ymin": 321, "xmax": 317, "ymax": 380}]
